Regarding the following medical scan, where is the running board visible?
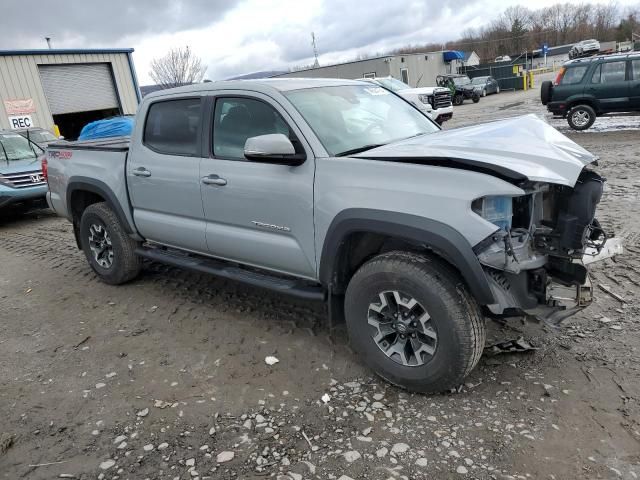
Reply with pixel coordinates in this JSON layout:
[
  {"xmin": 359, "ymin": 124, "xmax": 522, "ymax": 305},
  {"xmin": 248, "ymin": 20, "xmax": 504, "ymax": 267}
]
[{"xmin": 135, "ymin": 247, "xmax": 325, "ymax": 301}]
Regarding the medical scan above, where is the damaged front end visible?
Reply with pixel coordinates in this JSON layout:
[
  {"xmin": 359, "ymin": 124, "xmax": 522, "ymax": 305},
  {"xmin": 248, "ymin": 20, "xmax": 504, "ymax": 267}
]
[{"xmin": 474, "ymin": 168, "xmax": 622, "ymax": 325}]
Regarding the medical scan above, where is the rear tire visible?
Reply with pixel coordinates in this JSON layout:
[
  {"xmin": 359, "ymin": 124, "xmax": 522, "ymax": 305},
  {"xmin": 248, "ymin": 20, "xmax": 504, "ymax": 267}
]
[
  {"xmin": 79, "ymin": 202, "xmax": 141, "ymax": 285},
  {"xmin": 540, "ymin": 81, "xmax": 553, "ymax": 105},
  {"xmin": 344, "ymin": 251, "xmax": 486, "ymax": 393},
  {"xmin": 567, "ymin": 104, "xmax": 596, "ymax": 131}
]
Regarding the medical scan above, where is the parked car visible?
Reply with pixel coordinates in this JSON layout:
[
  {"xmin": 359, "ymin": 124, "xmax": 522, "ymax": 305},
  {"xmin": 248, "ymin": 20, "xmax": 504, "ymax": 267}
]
[
  {"xmin": 471, "ymin": 76, "xmax": 500, "ymax": 96},
  {"xmin": 436, "ymin": 74, "xmax": 481, "ymax": 105},
  {"xmin": 0, "ymin": 131, "xmax": 47, "ymax": 209},
  {"xmin": 46, "ymin": 78, "xmax": 620, "ymax": 393},
  {"xmin": 569, "ymin": 39, "xmax": 601, "ymax": 59},
  {"xmin": 16, "ymin": 127, "xmax": 60, "ymax": 148},
  {"xmin": 541, "ymin": 52, "xmax": 640, "ymax": 130},
  {"xmin": 494, "ymin": 55, "xmax": 512, "ymax": 63},
  {"xmin": 364, "ymin": 76, "xmax": 453, "ymax": 124}
]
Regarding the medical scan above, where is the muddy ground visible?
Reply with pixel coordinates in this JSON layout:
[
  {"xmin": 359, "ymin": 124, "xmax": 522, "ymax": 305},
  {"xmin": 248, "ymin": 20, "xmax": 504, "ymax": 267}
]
[{"xmin": 1, "ymin": 82, "xmax": 639, "ymax": 480}]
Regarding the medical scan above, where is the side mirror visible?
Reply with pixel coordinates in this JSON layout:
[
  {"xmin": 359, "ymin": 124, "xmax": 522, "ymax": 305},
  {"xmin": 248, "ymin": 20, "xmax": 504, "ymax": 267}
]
[
  {"xmin": 59, "ymin": 136, "xmax": 65, "ymax": 140},
  {"xmin": 244, "ymin": 134, "xmax": 305, "ymax": 166}
]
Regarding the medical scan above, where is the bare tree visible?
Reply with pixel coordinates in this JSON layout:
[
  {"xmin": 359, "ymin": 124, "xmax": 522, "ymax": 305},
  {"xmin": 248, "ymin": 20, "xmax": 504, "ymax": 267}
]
[{"xmin": 149, "ymin": 46, "xmax": 207, "ymax": 89}]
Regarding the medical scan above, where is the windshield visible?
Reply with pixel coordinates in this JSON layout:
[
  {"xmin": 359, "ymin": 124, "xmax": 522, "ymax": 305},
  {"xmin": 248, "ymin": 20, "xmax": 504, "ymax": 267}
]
[
  {"xmin": 453, "ymin": 76, "xmax": 472, "ymax": 86},
  {"xmin": 0, "ymin": 133, "xmax": 44, "ymax": 162},
  {"xmin": 375, "ymin": 77, "xmax": 411, "ymax": 92},
  {"xmin": 471, "ymin": 77, "xmax": 488, "ymax": 85},
  {"xmin": 284, "ymin": 85, "xmax": 439, "ymax": 157}
]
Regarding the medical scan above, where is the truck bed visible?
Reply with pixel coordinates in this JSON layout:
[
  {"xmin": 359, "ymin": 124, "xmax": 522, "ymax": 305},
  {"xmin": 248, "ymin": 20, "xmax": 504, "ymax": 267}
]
[{"xmin": 48, "ymin": 136, "xmax": 130, "ymax": 152}]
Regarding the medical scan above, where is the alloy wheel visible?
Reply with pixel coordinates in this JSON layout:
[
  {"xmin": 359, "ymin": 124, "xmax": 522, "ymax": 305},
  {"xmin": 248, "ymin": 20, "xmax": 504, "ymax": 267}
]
[
  {"xmin": 88, "ymin": 223, "xmax": 114, "ymax": 268},
  {"xmin": 367, "ymin": 290, "xmax": 438, "ymax": 367},
  {"xmin": 572, "ymin": 109, "xmax": 591, "ymax": 127}
]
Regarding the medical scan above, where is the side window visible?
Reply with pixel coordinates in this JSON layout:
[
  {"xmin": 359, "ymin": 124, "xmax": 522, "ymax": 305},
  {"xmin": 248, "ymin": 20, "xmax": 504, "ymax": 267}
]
[
  {"xmin": 591, "ymin": 65, "xmax": 601, "ymax": 84},
  {"xmin": 143, "ymin": 98, "xmax": 201, "ymax": 156},
  {"xmin": 600, "ymin": 61, "xmax": 626, "ymax": 83},
  {"xmin": 561, "ymin": 66, "xmax": 588, "ymax": 85},
  {"xmin": 632, "ymin": 60, "xmax": 640, "ymax": 80},
  {"xmin": 212, "ymin": 97, "xmax": 296, "ymax": 160}
]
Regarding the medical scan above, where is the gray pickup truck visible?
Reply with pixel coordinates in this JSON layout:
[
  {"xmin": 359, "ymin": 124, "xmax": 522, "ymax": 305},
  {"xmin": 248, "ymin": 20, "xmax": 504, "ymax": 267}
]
[{"xmin": 45, "ymin": 78, "xmax": 621, "ymax": 393}]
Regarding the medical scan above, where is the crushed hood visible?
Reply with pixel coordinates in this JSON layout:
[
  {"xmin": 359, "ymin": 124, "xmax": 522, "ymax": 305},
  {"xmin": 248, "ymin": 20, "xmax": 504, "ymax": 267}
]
[{"xmin": 355, "ymin": 114, "xmax": 597, "ymax": 186}]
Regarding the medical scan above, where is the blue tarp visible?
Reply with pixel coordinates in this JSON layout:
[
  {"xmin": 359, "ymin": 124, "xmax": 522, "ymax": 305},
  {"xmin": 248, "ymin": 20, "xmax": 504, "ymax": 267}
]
[
  {"xmin": 78, "ymin": 116, "xmax": 134, "ymax": 140},
  {"xmin": 443, "ymin": 50, "xmax": 465, "ymax": 62}
]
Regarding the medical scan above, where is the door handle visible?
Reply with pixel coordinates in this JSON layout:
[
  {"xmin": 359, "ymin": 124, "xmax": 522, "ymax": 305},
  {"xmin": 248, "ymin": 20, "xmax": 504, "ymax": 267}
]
[
  {"xmin": 202, "ymin": 174, "xmax": 227, "ymax": 186},
  {"xmin": 132, "ymin": 167, "xmax": 151, "ymax": 177}
]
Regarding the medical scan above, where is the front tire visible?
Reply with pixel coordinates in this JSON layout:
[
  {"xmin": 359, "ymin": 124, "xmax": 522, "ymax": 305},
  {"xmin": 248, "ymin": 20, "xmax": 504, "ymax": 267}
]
[
  {"xmin": 79, "ymin": 202, "xmax": 141, "ymax": 285},
  {"xmin": 472, "ymin": 94, "xmax": 480, "ymax": 103},
  {"xmin": 482, "ymin": 88, "xmax": 487, "ymax": 97},
  {"xmin": 344, "ymin": 252, "xmax": 486, "ymax": 393},
  {"xmin": 567, "ymin": 104, "xmax": 596, "ymax": 131},
  {"xmin": 453, "ymin": 94, "xmax": 464, "ymax": 106}
]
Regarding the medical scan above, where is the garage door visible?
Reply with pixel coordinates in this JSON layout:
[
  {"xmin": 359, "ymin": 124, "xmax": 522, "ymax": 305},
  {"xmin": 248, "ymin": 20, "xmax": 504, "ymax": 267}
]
[{"xmin": 39, "ymin": 64, "xmax": 120, "ymax": 115}]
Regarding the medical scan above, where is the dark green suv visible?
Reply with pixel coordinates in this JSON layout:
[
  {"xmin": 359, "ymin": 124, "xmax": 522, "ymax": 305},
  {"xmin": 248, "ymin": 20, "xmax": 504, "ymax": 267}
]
[{"xmin": 541, "ymin": 53, "xmax": 640, "ymax": 130}]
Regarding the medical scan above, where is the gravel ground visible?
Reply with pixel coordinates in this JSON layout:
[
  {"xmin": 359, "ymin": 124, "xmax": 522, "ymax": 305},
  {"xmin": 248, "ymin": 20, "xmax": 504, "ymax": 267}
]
[{"xmin": 1, "ymin": 80, "xmax": 639, "ymax": 480}]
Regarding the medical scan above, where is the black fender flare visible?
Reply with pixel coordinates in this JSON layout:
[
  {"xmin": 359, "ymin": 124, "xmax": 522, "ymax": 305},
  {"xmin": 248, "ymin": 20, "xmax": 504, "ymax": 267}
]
[
  {"xmin": 66, "ymin": 176, "xmax": 135, "ymax": 235},
  {"xmin": 319, "ymin": 209, "xmax": 494, "ymax": 305}
]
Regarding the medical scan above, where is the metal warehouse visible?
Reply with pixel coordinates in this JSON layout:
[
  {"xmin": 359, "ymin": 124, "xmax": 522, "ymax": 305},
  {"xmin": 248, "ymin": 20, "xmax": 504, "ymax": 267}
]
[
  {"xmin": 0, "ymin": 48, "xmax": 140, "ymax": 139},
  {"xmin": 274, "ymin": 51, "xmax": 469, "ymax": 87}
]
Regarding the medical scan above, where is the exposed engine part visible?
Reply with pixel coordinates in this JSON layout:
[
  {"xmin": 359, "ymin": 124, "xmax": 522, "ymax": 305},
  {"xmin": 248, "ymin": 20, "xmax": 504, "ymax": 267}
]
[
  {"xmin": 478, "ymin": 230, "xmax": 547, "ymax": 274},
  {"xmin": 534, "ymin": 170, "xmax": 605, "ymax": 259}
]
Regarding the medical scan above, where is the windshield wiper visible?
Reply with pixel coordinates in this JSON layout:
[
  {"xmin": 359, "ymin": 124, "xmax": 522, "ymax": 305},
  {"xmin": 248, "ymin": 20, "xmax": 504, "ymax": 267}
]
[{"xmin": 335, "ymin": 144, "xmax": 386, "ymax": 157}]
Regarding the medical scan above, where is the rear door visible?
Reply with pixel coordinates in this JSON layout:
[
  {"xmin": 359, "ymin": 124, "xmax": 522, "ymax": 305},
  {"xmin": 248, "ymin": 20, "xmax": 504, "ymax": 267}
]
[
  {"xmin": 631, "ymin": 59, "xmax": 640, "ymax": 109},
  {"xmin": 200, "ymin": 92, "xmax": 317, "ymax": 279},
  {"xmin": 127, "ymin": 96, "xmax": 208, "ymax": 253},
  {"xmin": 586, "ymin": 60, "xmax": 630, "ymax": 112}
]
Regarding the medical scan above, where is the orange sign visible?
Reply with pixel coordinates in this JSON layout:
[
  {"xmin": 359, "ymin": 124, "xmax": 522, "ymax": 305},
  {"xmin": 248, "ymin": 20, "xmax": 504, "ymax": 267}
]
[{"xmin": 4, "ymin": 99, "xmax": 36, "ymax": 115}]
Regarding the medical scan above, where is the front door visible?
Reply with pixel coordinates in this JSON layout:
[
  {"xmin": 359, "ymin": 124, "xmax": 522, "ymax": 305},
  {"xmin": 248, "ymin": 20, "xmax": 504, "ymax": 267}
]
[
  {"xmin": 586, "ymin": 60, "xmax": 630, "ymax": 112},
  {"xmin": 128, "ymin": 96, "xmax": 208, "ymax": 253},
  {"xmin": 200, "ymin": 93, "xmax": 316, "ymax": 279}
]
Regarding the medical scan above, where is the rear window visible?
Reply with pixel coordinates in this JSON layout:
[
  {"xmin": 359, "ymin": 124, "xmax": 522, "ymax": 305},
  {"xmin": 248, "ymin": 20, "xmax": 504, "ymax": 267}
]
[
  {"xmin": 561, "ymin": 66, "xmax": 588, "ymax": 85},
  {"xmin": 143, "ymin": 98, "xmax": 201, "ymax": 156}
]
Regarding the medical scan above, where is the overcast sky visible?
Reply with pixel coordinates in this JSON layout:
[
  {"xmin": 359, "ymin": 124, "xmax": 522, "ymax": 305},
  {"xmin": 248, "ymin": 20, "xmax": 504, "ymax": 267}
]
[{"xmin": 1, "ymin": 0, "xmax": 638, "ymax": 84}]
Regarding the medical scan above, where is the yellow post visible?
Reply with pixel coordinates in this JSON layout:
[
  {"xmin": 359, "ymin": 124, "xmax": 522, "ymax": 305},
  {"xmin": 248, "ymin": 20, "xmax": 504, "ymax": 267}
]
[
  {"xmin": 53, "ymin": 124, "xmax": 61, "ymax": 137},
  {"xmin": 523, "ymin": 75, "xmax": 527, "ymax": 91}
]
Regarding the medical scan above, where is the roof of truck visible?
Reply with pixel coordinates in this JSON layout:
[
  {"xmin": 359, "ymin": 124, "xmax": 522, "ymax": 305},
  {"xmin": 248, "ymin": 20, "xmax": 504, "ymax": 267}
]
[{"xmin": 144, "ymin": 78, "xmax": 368, "ymax": 99}]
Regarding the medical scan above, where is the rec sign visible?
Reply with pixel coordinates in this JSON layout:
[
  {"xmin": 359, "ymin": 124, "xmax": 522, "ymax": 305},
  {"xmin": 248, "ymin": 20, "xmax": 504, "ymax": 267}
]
[
  {"xmin": 4, "ymin": 98, "xmax": 36, "ymax": 130},
  {"xmin": 8, "ymin": 115, "xmax": 34, "ymax": 129}
]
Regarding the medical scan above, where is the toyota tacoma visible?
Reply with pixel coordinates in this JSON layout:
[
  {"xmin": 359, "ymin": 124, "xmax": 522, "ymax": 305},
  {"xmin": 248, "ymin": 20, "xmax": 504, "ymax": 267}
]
[{"xmin": 45, "ymin": 78, "xmax": 620, "ymax": 393}]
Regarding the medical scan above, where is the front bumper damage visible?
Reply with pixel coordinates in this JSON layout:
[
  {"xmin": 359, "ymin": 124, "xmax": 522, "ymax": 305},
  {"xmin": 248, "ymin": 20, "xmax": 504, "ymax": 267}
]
[
  {"xmin": 476, "ymin": 169, "xmax": 622, "ymax": 326},
  {"xmin": 484, "ymin": 237, "xmax": 622, "ymax": 325}
]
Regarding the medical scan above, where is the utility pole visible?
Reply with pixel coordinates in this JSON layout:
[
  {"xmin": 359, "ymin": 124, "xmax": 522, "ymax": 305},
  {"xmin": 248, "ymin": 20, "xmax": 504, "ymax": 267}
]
[
  {"xmin": 45, "ymin": 37, "xmax": 52, "ymax": 49},
  {"xmin": 311, "ymin": 32, "xmax": 320, "ymax": 68}
]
